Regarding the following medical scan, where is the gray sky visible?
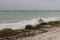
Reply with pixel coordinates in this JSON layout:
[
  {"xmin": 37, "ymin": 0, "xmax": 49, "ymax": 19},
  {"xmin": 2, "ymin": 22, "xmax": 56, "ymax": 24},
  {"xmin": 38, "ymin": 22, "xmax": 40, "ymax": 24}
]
[{"xmin": 0, "ymin": 0, "xmax": 60, "ymax": 10}]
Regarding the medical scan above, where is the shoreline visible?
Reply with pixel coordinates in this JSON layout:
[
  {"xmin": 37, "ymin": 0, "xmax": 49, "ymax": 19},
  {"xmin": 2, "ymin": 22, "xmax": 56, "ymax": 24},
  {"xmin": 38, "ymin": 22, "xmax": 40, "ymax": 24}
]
[
  {"xmin": 0, "ymin": 26, "xmax": 53, "ymax": 40},
  {"xmin": 0, "ymin": 21, "xmax": 60, "ymax": 40}
]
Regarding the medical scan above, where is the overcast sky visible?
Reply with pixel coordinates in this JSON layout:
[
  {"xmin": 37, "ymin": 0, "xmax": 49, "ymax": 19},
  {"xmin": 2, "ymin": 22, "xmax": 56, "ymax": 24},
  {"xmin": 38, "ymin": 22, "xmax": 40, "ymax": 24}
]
[{"xmin": 0, "ymin": 0, "xmax": 60, "ymax": 10}]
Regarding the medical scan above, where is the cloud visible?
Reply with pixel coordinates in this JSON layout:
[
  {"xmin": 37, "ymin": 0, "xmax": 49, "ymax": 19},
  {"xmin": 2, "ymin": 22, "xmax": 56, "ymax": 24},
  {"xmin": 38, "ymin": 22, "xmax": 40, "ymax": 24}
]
[
  {"xmin": 48, "ymin": 0, "xmax": 59, "ymax": 3},
  {"xmin": 0, "ymin": 0, "xmax": 60, "ymax": 10}
]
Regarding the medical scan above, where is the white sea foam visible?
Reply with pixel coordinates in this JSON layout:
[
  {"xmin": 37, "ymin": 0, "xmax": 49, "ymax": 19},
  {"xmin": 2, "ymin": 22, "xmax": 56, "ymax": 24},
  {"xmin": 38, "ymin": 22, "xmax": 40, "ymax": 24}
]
[
  {"xmin": 0, "ymin": 17, "xmax": 42, "ymax": 30},
  {"xmin": 0, "ymin": 17, "xmax": 60, "ymax": 30},
  {"xmin": 43, "ymin": 17, "xmax": 60, "ymax": 22}
]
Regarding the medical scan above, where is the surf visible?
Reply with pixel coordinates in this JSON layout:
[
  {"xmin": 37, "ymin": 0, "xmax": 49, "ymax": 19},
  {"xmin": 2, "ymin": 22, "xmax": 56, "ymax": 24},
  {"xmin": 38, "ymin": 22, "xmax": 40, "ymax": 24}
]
[{"xmin": 0, "ymin": 17, "xmax": 60, "ymax": 30}]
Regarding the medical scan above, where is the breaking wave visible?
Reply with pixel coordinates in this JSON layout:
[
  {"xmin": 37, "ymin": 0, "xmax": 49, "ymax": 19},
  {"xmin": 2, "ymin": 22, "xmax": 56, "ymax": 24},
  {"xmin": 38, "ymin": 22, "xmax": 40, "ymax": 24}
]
[{"xmin": 0, "ymin": 17, "xmax": 60, "ymax": 30}]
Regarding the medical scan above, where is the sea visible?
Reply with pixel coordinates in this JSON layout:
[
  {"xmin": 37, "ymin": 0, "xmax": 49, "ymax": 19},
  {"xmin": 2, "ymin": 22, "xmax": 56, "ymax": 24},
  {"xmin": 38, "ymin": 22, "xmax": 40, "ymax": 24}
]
[{"xmin": 0, "ymin": 10, "xmax": 60, "ymax": 30}]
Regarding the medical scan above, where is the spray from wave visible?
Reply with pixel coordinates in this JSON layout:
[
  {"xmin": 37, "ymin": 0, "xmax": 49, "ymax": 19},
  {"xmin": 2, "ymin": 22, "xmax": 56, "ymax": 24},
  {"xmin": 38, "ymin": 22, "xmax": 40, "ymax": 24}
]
[{"xmin": 0, "ymin": 17, "xmax": 60, "ymax": 30}]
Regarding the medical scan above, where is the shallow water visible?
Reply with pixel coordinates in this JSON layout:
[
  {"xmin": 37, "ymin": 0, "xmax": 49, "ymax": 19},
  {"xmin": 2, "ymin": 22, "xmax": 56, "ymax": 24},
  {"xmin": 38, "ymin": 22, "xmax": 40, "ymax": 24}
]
[
  {"xmin": 0, "ymin": 10, "xmax": 60, "ymax": 30},
  {"xmin": 0, "ymin": 10, "xmax": 60, "ymax": 23}
]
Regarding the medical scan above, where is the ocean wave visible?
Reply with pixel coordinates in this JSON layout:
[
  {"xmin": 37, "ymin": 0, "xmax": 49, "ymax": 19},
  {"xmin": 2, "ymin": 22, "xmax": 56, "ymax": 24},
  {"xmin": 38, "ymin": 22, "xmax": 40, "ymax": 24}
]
[
  {"xmin": 43, "ymin": 16, "xmax": 60, "ymax": 22},
  {"xmin": 0, "ymin": 17, "xmax": 60, "ymax": 30}
]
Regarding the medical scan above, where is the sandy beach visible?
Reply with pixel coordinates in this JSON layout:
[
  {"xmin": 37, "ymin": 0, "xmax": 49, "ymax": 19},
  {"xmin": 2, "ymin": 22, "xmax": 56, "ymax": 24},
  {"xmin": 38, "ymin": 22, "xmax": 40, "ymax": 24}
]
[{"xmin": 22, "ymin": 25, "xmax": 60, "ymax": 40}]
